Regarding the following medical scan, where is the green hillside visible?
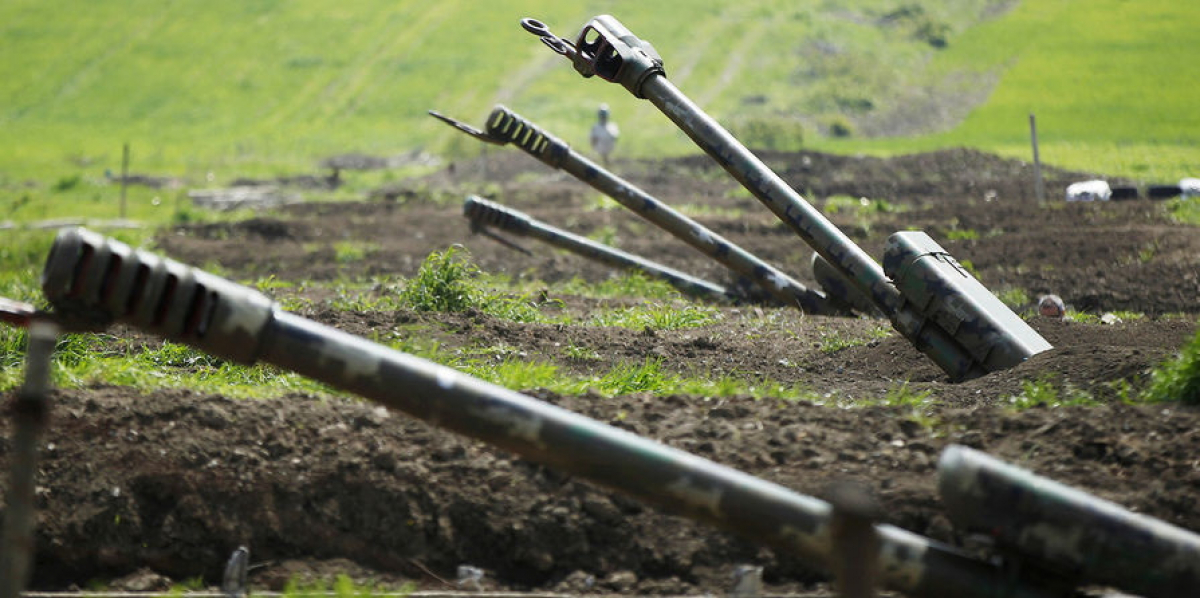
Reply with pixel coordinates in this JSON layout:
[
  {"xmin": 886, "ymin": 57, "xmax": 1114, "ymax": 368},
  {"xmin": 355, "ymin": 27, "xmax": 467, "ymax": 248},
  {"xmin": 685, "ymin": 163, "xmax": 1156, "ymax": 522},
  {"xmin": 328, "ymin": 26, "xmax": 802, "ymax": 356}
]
[{"xmin": 0, "ymin": 0, "xmax": 1196, "ymax": 186}]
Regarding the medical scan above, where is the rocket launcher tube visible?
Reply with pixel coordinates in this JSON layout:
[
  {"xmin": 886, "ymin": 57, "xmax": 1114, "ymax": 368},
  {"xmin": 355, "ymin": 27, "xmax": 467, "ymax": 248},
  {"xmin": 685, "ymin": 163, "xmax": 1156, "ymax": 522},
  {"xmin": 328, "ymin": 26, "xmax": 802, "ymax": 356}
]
[
  {"xmin": 939, "ymin": 444, "xmax": 1200, "ymax": 598},
  {"xmin": 41, "ymin": 228, "xmax": 1057, "ymax": 598},
  {"xmin": 526, "ymin": 15, "xmax": 1050, "ymax": 380},
  {"xmin": 463, "ymin": 196, "xmax": 736, "ymax": 304},
  {"xmin": 432, "ymin": 106, "xmax": 841, "ymax": 315}
]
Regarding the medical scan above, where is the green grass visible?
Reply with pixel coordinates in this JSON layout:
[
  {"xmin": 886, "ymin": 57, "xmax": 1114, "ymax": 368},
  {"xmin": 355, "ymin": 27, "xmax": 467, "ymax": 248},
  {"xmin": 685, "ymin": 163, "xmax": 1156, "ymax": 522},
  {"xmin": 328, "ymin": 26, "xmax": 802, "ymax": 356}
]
[
  {"xmin": 1004, "ymin": 375, "xmax": 1098, "ymax": 410},
  {"xmin": 817, "ymin": 325, "xmax": 892, "ymax": 354},
  {"xmin": 830, "ymin": 0, "xmax": 1200, "ymax": 180},
  {"xmin": 2, "ymin": 0, "xmax": 1196, "ymax": 200},
  {"xmin": 555, "ymin": 272, "xmax": 685, "ymax": 301},
  {"xmin": 996, "ymin": 287, "xmax": 1030, "ymax": 310},
  {"xmin": 1168, "ymin": 198, "xmax": 1200, "ymax": 226},
  {"xmin": 588, "ymin": 303, "xmax": 721, "ymax": 331},
  {"xmin": 395, "ymin": 245, "xmax": 544, "ymax": 322},
  {"xmin": 1140, "ymin": 322, "xmax": 1200, "ymax": 405}
]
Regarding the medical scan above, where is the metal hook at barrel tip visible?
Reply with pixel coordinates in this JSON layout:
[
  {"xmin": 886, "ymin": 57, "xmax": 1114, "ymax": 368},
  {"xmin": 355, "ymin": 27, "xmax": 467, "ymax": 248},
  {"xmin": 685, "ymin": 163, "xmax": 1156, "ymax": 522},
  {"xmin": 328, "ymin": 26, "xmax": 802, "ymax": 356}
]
[
  {"xmin": 520, "ymin": 17, "xmax": 574, "ymax": 57},
  {"xmin": 520, "ymin": 18, "xmax": 550, "ymax": 36}
]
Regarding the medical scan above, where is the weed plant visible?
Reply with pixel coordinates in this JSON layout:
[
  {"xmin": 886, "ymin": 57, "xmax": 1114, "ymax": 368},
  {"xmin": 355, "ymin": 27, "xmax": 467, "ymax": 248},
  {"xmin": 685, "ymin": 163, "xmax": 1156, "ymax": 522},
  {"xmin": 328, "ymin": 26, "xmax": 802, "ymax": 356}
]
[
  {"xmin": 1005, "ymin": 375, "xmax": 1098, "ymax": 410},
  {"xmin": 1140, "ymin": 322, "xmax": 1200, "ymax": 405},
  {"xmin": 588, "ymin": 304, "xmax": 721, "ymax": 331}
]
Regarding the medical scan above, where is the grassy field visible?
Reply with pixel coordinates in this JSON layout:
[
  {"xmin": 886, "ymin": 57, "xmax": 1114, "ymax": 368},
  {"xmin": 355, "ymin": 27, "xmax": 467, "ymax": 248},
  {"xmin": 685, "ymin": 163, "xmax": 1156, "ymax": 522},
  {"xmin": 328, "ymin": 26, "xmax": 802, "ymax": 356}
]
[
  {"xmin": 839, "ymin": 0, "xmax": 1200, "ymax": 182},
  {"xmin": 2, "ymin": 0, "xmax": 1196, "ymax": 191}
]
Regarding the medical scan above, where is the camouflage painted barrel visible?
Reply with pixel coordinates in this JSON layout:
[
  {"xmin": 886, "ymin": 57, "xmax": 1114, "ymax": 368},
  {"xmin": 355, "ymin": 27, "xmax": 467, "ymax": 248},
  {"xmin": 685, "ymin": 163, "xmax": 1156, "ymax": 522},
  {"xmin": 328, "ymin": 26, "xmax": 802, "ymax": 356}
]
[
  {"xmin": 524, "ymin": 14, "xmax": 1053, "ymax": 380},
  {"xmin": 434, "ymin": 105, "xmax": 840, "ymax": 315},
  {"xmin": 939, "ymin": 444, "xmax": 1200, "ymax": 598},
  {"xmin": 40, "ymin": 228, "xmax": 1058, "ymax": 598},
  {"xmin": 463, "ymin": 195, "xmax": 735, "ymax": 303}
]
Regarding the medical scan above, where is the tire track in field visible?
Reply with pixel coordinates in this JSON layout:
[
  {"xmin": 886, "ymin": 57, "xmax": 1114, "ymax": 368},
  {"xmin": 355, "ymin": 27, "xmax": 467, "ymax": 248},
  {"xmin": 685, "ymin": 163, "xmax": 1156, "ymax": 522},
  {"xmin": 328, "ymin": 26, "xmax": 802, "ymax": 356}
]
[
  {"xmin": 318, "ymin": 0, "xmax": 458, "ymax": 124},
  {"xmin": 483, "ymin": 6, "xmax": 594, "ymax": 109},
  {"xmin": 691, "ymin": 17, "xmax": 768, "ymax": 111},
  {"xmin": 253, "ymin": 2, "xmax": 452, "ymax": 133},
  {"xmin": 5, "ymin": 1, "xmax": 177, "ymax": 122}
]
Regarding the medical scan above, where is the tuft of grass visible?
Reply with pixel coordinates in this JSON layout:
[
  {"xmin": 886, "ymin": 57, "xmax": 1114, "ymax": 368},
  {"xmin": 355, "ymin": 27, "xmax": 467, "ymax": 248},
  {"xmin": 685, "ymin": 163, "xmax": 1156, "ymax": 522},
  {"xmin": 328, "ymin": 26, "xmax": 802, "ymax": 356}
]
[
  {"xmin": 944, "ymin": 228, "xmax": 980, "ymax": 241},
  {"xmin": 588, "ymin": 303, "xmax": 721, "ymax": 331},
  {"xmin": 818, "ymin": 325, "xmax": 891, "ymax": 354},
  {"xmin": 1168, "ymin": 198, "xmax": 1200, "ymax": 226},
  {"xmin": 556, "ymin": 273, "xmax": 683, "ymax": 301},
  {"xmin": 563, "ymin": 343, "xmax": 601, "ymax": 361},
  {"xmin": 398, "ymin": 245, "xmax": 480, "ymax": 312},
  {"xmin": 997, "ymin": 287, "xmax": 1030, "ymax": 310},
  {"xmin": 595, "ymin": 357, "xmax": 678, "ymax": 395},
  {"xmin": 822, "ymin": 195, "xmax": 903, "ymax": 216},
  {"xmin": 1140, "ymin": 322, "xmax": 1200, "ymax": 404},
  {"xmin": 282, "ymin": 574, "xmax": 411, "ymax": 598},
  {"xmin": 333, "ymin": 241, "xmax": 376, "ymax": 264},
  {"xmin": 1005, "ymin": 375, "xmax": 1097, "ymax": 410},
  {"xmin": 881, "ymin": 381, "xmax": 933, "ymax": 408}
]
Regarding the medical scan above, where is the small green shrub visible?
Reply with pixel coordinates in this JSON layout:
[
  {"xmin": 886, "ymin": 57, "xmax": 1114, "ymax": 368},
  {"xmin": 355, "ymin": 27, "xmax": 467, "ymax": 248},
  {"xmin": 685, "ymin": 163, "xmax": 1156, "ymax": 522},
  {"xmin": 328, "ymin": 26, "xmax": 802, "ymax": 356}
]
[
  {"xmin": 52, "ymin": 174, "xmax": 82, "ymax": 192},
  {"xmin": 1168, "ymin": 198, "xmax": 1200, "ymax": 225},
  {"xmin": 882, "ymin": 381, "xmax": 933, "ymax": 408},
  {"xmin": 1141, "ymin": 323, "xmax": 1200, "ymax": 404},
  {"xmin": 596, "ymin": 357, "xmax": 677, "ymax": 395},
  {"xmin": 399, "ymin": 245, "xmax": 480, "ymax": 312},
  {"xmin": 1005, "ymin": 375, "xmax": 1097, "ymax": 410},
  {"xmin": 827, "ymin": 116, "xmax": 854, "ymax": 138},
  {"xmin": 997, "ymin": 287, "xmax": 1030, "ymax": 309}
]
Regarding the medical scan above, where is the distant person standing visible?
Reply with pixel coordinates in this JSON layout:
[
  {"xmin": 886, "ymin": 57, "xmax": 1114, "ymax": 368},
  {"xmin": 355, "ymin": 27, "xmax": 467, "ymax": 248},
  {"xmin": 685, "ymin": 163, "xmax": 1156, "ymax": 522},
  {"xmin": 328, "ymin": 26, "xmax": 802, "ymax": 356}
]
[{"xmin": 590, "ymin": 103, "xmax": 619, "ymax": 165}]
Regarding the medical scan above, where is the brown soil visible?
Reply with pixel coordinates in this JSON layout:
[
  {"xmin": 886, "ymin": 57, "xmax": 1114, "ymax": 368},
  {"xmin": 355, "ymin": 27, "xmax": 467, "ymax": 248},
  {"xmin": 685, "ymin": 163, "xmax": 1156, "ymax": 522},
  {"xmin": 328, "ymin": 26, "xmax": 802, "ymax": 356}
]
[{"xmin": 7, "ymin": 148, "xmax": 1200, "ymax": 594}]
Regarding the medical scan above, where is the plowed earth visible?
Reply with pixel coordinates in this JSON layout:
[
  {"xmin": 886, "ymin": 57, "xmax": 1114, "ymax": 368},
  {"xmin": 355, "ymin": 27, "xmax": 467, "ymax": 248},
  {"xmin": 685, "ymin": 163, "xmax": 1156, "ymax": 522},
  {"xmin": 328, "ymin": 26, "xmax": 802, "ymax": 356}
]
[{"xmin": 6, "ymin": 148, "xmax": 1200, "ymax": 594}]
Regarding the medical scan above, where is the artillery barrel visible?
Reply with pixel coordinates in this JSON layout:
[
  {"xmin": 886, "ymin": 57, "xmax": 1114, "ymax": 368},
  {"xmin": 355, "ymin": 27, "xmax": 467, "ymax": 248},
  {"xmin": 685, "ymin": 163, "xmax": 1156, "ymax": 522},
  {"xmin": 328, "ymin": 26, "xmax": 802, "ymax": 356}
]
[
  {"xmin": 530, "ymin": 14, "xmax": 1061, "ymax": 380},
  {"xmin": 41, "ymin": 228, "xmax": 1057, "ymax": 598},
  {"xmin": 463, "ymin": 195, "xmax": 735, "ymax": 303},
  {"xmin": 634, "ymin": 74, "xmax": 993, "ymax": 377},
  {"xmin": 474, "ymin": 105, "xmax": 838, "ymax": 314},
  {"xmin": 939, "ymin": 444, "xmax": 1200, "ymax": 598}
]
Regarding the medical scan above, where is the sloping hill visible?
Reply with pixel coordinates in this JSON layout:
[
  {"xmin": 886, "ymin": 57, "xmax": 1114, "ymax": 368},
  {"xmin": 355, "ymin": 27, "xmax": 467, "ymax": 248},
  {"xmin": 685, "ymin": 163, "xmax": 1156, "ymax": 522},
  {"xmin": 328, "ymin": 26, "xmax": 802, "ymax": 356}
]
[{"xmin": 0, "ymin": 0, "xmax": 1196, "ymax": 179}]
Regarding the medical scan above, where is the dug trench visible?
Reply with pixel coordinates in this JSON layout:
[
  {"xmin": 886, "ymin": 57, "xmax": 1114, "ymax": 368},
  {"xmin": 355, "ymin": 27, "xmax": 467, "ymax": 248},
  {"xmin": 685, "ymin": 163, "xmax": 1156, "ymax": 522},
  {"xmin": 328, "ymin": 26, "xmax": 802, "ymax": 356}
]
[{"xmin": 5, "ymin": 148, "xmax": 1200, "ymax": 593}]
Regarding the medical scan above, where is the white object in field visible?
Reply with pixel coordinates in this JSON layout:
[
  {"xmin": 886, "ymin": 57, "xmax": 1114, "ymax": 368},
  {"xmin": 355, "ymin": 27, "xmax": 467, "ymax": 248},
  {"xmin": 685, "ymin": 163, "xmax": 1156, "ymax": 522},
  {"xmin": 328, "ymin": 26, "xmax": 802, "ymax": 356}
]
[
  {"xmin": 1180, "ymin": 177, "xmax": 1200, "ymax": 199},
  {"xmin": 1038, "ymin": 294, "xmax": 1066, "ymax": 319},
  {"xmin": 590, "ymin": 103, "xmax": 620, "ymax": 164},
  {"xmin": 1065, "ymin": 180, "xmax": 1111, "ymax": 202},
  {"xmin": 221, "ymin": 546, "xmax": 249, "ymax": 598},
  {"xmin": 457, "ymin": 564, "xmax": 485, "ymax": 591},
  {"xmin": 730, "ymin": 564, "xmax": 763, "ymax": 598}
]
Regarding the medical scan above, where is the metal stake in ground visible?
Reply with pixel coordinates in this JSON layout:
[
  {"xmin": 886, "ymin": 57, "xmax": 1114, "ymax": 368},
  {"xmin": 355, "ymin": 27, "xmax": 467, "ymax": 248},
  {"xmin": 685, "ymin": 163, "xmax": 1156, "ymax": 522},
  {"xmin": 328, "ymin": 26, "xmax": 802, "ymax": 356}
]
[{"xmin": 0, "ymin": 319, "xmax": 59, "ymax": 598}]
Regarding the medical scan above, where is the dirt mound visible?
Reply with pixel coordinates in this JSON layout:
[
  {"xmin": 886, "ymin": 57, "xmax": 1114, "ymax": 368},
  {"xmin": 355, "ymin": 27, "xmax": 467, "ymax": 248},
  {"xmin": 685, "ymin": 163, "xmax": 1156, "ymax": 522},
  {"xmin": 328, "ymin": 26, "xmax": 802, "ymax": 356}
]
[{"xmin": 7, "ymin": 147, "xmax": 1200, "ymax": 593}]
